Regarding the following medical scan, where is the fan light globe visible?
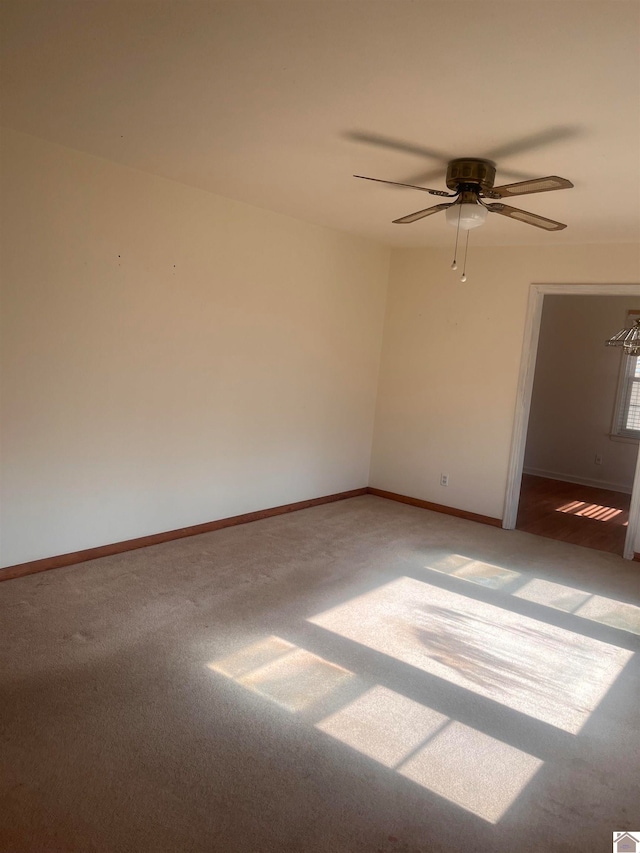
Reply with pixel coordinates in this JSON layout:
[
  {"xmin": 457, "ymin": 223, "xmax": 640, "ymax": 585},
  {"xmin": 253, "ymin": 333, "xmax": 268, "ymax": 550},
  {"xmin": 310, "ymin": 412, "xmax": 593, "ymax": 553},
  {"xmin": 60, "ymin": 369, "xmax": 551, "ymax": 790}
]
[{"xmin": 446, "ymin": 203, "xmax": 488, "ymax": 230}]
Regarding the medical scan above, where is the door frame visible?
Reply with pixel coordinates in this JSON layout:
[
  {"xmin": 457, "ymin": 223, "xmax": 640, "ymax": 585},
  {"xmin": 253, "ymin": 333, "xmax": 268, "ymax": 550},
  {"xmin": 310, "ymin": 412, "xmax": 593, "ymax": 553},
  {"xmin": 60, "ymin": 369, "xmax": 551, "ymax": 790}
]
[{"xmin": 503, "ymin": 283, "xmax": 640, "ymax": 560}]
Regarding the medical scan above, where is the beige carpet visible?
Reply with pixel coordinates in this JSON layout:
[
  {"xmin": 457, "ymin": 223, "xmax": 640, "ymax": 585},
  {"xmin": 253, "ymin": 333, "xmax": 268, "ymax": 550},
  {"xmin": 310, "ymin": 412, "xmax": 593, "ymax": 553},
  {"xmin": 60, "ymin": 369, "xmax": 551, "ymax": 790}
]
[{"xmin": 1, "ymin": 495, "xmax": 638, "ymax": 853}]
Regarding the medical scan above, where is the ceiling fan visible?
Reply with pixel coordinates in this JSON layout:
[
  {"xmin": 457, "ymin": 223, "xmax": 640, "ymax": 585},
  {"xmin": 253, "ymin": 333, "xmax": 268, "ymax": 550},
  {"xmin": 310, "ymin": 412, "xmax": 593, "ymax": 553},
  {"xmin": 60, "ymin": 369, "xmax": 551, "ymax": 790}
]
[{"xmin": 355, "ymin": 158, "xmax": 573, "ymax": 231}]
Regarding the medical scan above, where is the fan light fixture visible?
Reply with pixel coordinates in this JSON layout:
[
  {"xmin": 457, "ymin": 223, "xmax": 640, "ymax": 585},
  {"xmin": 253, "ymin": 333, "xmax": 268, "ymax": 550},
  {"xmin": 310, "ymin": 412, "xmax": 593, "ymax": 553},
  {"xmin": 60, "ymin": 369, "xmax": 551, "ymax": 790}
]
[
  {"xmin": 605, "ymin": 318, "xmax": 640, "ymax": 356},
  {"xmin": 447, "ymin": 196, "xmax": 489, "ymax": 280},
  {"xmin": 445, "ymin": 202, "xmax": 487, "ymax": 230}
]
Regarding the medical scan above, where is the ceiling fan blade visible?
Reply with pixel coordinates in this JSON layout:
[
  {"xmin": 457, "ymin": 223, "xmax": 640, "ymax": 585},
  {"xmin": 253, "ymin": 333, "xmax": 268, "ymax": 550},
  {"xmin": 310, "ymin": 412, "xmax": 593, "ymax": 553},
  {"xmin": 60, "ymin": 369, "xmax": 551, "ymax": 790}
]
[
  {"xmin": 484, "ymin": 126, "xmax": 579, "ymax": 160},
  {"xmin": 485, "ymin": 203, "xmax": 567, "ymax": 230},
  {"xmin": 393, "ymin": 203, "xmax": 453, "ymax": 224},
  {"xmin": 345, "ymin": 131, "xmax": 449, "ymax": 163},
  {"xmin": 489, "ymin": 176, "xmax": 574, "ymax": 198},
  {"xmin": 398, "ymin": 167, "xmax": 453, "ymax": 185},
  {"xmin": 354, "ymin": 175, "xmax": 454, "ymax": 197}
]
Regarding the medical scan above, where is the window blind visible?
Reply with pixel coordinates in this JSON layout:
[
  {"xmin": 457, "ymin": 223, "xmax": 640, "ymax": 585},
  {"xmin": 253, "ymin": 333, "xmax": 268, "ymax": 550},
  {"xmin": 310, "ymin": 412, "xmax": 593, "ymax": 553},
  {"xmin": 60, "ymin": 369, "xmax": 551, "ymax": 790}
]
[{"xmin": 613, "ymin": 310, "xmax": 640, "ymax": 439}]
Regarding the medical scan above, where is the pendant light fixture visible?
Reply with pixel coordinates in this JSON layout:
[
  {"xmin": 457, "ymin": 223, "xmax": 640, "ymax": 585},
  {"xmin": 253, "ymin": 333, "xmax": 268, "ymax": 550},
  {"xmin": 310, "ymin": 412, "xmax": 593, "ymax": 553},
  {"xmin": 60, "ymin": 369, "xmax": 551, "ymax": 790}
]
[
  {"xmin": 447, "ymin": 193, "xmax": 487, "ymax": 282},
  {"xmin": 445, "ymin": 199, "xmax": 488, "ymax": 231},
  {"xmin": 605, "ymin": 317, "xmax": 640, "ymax": 356}
]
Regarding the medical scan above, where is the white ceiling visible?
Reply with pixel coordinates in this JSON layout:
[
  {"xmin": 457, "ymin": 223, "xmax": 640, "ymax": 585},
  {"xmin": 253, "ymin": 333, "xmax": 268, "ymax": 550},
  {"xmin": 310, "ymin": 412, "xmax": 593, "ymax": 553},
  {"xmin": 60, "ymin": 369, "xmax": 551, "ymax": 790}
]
[{"xmin": 1, "ymin": 1, "xmax": 639, "ymax": 247}]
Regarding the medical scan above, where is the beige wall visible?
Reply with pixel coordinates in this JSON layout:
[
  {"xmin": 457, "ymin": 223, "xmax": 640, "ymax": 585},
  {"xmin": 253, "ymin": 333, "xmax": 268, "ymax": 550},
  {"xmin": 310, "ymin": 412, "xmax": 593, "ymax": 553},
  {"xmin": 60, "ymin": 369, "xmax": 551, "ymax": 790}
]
[
  {"xmin": 3, "ymin": 128, "xmax": 640, "ymax": 568},
  {"xmin": 370, "ymin": 245, "xmax": 640, "ymax": 522},
  {"xmin": 0, "ymin": 129, "xmax": 389, "ymax": 567},
  {"xmin": 524, "ymin": 295, "xmax": 639, "ymax": 492}
]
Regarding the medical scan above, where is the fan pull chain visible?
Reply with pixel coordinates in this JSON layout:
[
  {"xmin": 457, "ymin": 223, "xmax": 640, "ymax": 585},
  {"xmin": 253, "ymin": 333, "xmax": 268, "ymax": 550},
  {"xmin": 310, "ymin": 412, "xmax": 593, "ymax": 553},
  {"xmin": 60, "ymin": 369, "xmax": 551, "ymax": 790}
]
[
  {"xmin": 460, "ymin": 230, "xmax": 470, "ymax": 282},
  {"xmin": 450, "ymin": 205, "xmax": 462, "ymax": 270}
]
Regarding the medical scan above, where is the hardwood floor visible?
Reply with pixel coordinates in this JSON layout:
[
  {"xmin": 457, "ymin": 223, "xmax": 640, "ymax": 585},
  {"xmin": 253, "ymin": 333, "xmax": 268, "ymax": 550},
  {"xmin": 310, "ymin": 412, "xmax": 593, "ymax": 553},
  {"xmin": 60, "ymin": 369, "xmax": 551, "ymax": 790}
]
[{"xmin": 516, "ymin": 474, "xmax": 631, "ymax": 555}]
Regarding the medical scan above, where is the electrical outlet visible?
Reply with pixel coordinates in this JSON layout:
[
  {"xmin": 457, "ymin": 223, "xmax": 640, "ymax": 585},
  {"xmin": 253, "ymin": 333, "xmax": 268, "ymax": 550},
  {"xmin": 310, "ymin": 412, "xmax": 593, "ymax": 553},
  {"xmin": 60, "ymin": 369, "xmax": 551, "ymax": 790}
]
[
  {"xmin": 440, "ymin": 473, "xmax": 449, "ymax": 486},
  {"xmin": 595, "ymin": 453, "xmax": 603, "ymax": 465}
]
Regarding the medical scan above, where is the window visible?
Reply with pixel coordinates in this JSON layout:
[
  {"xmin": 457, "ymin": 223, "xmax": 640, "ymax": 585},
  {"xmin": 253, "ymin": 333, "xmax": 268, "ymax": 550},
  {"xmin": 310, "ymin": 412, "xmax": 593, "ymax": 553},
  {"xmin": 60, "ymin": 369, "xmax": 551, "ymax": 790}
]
[{"xmin": 612, "ymin": 311, "xmax": 640, "ymax": 440}]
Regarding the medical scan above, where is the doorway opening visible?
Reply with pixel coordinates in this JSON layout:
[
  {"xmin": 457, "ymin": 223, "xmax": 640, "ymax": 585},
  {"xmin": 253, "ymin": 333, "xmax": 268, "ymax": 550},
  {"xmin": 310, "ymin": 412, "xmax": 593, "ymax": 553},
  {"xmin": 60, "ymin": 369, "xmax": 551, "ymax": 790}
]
[{"xmin": 503, "ymin": 285, "xmax": 640, "ymax": 559}]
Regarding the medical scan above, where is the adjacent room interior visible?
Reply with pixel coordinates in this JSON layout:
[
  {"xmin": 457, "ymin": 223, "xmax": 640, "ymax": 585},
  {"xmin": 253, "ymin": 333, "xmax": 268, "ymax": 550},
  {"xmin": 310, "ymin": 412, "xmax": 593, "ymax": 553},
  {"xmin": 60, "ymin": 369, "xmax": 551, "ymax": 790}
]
[
  {"xmin": 517, "ymin": 295, "xmax": 640, "ymax": 556},
  {"xmin": 1, "ymin": 2, "xmax": 639, "ymax": 852}
]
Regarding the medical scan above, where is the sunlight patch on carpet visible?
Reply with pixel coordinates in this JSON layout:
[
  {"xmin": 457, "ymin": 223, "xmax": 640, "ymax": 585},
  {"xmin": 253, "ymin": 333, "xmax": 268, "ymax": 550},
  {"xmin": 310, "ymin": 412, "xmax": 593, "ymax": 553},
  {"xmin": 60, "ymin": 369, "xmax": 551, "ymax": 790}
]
[
  {"xmin": 209, "ymin": 636, "xmax": 354, "ymax": 711},
  {"xmin": 308, "ymin": 576, "xmax": 632, "ymax": 733},
  {"xmin": 316, "ymin": 685, "xmax": 448, "ymax": 768},
  {"xmin": 398, "ymin": 719, "xmax": 543, "ymax": 823},
  {"xmin": 315, "ymin": 684, "xmax": 542, "ymax": 823},
  {"xmin": 514, "ymin": 578, "xmax": 640, "ymax": 635},
  {"xmin": 209, "ymin": 642, "xmax": 544, "ymax": 824},
  {"xmin": 424, "ymin": 555, "xmax": 640, "ymax": 636},
  {"xmin": 575, "ymin": 595, "xmax": 640, "ymax": 634},
  {"xmin": 425, "ymin": 554, "xmax": 520, "ymax": 589}
]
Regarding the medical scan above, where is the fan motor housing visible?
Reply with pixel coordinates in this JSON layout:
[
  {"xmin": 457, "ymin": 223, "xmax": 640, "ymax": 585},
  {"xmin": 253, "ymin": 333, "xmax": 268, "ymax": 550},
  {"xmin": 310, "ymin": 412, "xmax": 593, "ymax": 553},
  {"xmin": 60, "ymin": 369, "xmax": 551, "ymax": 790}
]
[{"xmin": 446, "ymin": 158, "xmax": 496, "ymax": 193}]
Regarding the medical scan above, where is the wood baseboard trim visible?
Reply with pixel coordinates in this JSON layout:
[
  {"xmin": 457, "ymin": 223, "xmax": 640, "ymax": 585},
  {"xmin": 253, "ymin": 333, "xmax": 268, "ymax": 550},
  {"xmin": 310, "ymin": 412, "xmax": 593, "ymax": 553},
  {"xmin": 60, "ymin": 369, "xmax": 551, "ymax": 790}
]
[
  {"xmin": 522, "ymin": 467, "xmax": 633, "ymax": 496},
  {"xmin": 367, "ymin": 487, "xmax": 502, "ymax": 528},
  {"xmin": 0, "ymin": 488, "xmax": 368, "ymax": 583}
]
